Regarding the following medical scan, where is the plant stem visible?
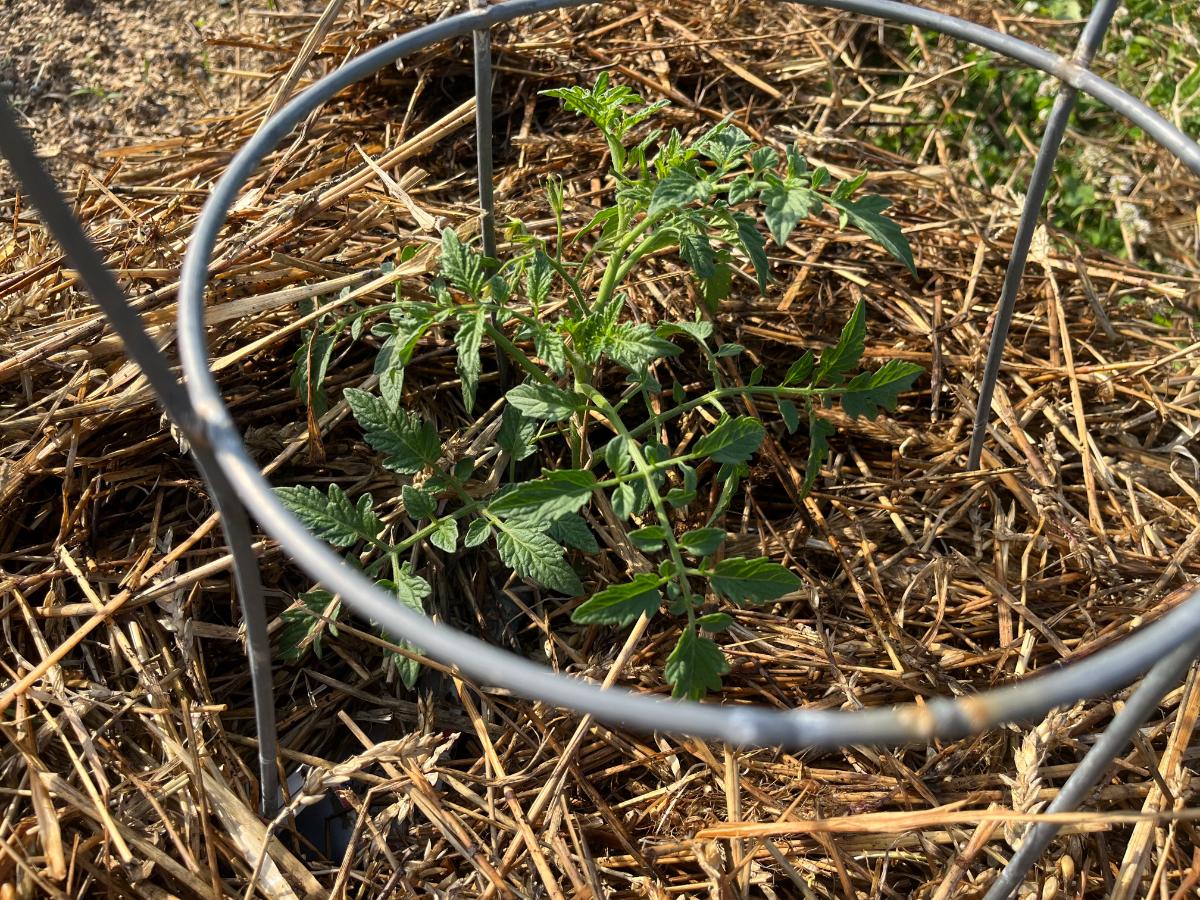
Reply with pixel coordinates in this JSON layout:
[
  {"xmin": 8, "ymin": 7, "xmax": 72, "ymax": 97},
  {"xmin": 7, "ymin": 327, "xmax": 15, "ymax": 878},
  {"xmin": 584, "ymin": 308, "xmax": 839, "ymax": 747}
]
[{"xmin": 579, "ymin": 385, "xmax": 697, "ymax": 613}]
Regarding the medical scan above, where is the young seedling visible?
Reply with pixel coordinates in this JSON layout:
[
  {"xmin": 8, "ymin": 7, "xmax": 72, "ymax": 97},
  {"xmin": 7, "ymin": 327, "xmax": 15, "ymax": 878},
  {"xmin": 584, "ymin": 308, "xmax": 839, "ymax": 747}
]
[{"xmin": 276, "ymin": 75, "xmax": 921, "ymax": 699}]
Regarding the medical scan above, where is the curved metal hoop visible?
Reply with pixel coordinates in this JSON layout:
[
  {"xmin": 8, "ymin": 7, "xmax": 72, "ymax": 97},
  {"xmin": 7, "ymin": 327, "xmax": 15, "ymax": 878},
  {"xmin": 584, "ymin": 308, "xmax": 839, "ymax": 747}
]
[
  {"xmin": 178, "ymin": 0, "xmax": 1200, "ymax": 757},
  {"xmin": 3, "ymin": 0, "xmax": 1197, "ymax": 886}
]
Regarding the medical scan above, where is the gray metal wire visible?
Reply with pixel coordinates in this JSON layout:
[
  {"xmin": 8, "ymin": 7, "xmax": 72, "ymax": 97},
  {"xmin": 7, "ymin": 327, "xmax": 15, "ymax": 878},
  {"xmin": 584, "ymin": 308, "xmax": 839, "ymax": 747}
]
[
  {"xmin": 4, "ymin": 0, "xmax": 1199, "ymax": 882},
  {"xmin": 966, "ymin": 0, "xmax": 1120, "ymax": 471}
]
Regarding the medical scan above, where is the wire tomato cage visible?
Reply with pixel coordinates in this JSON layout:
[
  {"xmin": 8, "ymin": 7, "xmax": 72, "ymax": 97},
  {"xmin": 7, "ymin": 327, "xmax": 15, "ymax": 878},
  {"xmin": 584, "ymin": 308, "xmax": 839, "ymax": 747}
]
[{"xmin": 3, "ymin": 1, "xmax": 1198, "ymax": 895}]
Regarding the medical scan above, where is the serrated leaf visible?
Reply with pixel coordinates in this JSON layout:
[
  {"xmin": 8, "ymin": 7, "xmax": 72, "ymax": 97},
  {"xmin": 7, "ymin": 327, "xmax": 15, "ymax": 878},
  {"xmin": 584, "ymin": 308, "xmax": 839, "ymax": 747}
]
[
  {"xmin": 656, "ymin": 319, "xmax": 714, "ymax": 344},
  {"xmin": 783, "ymin": 350, "xmax": 815, "ymax": 387},
  {"xmin": 526, "ymin": 248, "xmax": 554, "ymax": 307},
  {"xmin": 832, "ymin": 193, "xmax": 916, "ymax": 275},
  {"xmin": 841, "ymin": 359, "xmax": 923, "ymax": 420},
  {"xmin": 728, "ymin": 173, "xmax": 756, "ymax": 205},
  {"xmin": 803, "ymin": 414, "xmax": 835, "ymax": 495},
  {"xmin": 534, "ymin": 327, "xmax": 568, "ymax": 377},
  {"xmin": 813, "ymin": 301, "xmax": 866, "ymax": 386},
  {"xmin": 495, "ymin": 521, "xmax": 582, "ymax": 594},
  {"xmin": 273, "ymin": 484, "xmax": 381, "ymax": 548},
  {"xmin": 697, "ymin": 612, "xmax": 733, "ymax": 632},
  {"xmin": 679, "ymin": 528, "xmax": 726, "ymax": 557},
  {"xmin": 694, "ymin": 121, "xmax": 753, "ymax": 168},
  {"xmin": 732, "ymin": 212, "xmax": 770, "ymax": 292},
  {"xmin": 345, "ymin": 388, "xmax": 441, "ymax": 474},
  {"xmin": 692, "ymin": 415, "xmax": 765, "ymax": 464},
  {"xmin": 709, "ymin": 557, "xmax": 801, "ymax": 605},
  {"xmin": 464, "ymin": 518, "xmax": 492, "ymax": 547},
  {"xmin": 440, "ymin": 228, "xmax": 487, "ymax": 297},
  {"xmin": 665, "ymin": 625, "xmax": 729, "ymax": 699},
  {"xmin": 604, "ymin": 322, "xmax": 681, "ymax": 373},
  {"xmin": 629, "ymin": 525, "xmax": 668, "ymax": 552},
  {"xmin": 760, "ymin": 180, "xmax": 818, "ymax": 246},
  {"xmin": 750, "ymin": 146, "xmax": 778, "ymax": 173},
  {"xmin": 455, "ymin": 307, "xmax": 485, "ymax": 412},
  {"xmin": 386, "ymin": 565, "xmax": 432, "ymax": 689},
  {"xmin": 488, "ymin": 469, "xmax": 596, "ymax": 526},
  {"xmin": 498, "ymin": 406, "xmax": 538, "ymax": 461},
  {"xmin": 649, "ymin": 167, "xmax": 709, "ymax": 216},
  {"xmin": 679, "ymin": 229, "xmax": 716, "ymax": 279},
  {"xmin": 715, "ymin": 342, "xmax": 744, "ymax": 358},
  {"xmin": 547, "ymin": 513, "xmax": 599, "ymax": 553},
  {"xmin": 506, "ymin": 382, "xmax": 583, "ymax": 422},
  {"xmin": 402, "ymin": 484, "xmax": 436, "ymax": 520},
  {"xmin": 430, "ymin": 517, "xmax": 458, "ymax": 553},
  {"xmin": 572, "ymin": 573, "xmax": 664, "ymax": 626}
]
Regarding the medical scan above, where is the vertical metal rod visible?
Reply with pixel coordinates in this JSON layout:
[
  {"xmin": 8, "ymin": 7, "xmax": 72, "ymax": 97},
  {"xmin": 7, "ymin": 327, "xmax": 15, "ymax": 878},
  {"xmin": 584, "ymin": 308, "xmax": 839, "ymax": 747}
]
[
  {"xmin": 0, "ymin": 90, "xmax": 281, "ymax": 820},
  {"xmin": 193, "ymin": 449, "xmax": 281, "ymax": 818},
  {"xmin": 966, "ymin": 0, "xmax": 1121, "ymax": 470},
  {"xmin": 471, "ymin": 0, "xmax": 497, "ymax": 260},
  {"xmin": 983, "ymin": 637, "xmax": 1200, "ymax": 899}
]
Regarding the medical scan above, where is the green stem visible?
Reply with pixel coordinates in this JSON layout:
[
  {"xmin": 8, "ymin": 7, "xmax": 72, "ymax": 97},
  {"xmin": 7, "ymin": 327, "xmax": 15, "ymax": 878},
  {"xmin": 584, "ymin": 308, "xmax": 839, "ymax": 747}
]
[
  {"xmin": 579, "ymin": 385, "xmax": 697, "ymax": 613},
  {"xmin": 627, "ymin": 383, "xmax": 842, "ymax": 441}
]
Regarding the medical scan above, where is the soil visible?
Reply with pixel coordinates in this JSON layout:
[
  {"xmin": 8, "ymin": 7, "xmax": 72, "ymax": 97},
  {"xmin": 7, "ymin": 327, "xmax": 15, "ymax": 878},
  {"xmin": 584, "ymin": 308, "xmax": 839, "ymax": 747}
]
[{"xmin": 2, "ymin": 0, "xmax": 255, "ymax": 193}]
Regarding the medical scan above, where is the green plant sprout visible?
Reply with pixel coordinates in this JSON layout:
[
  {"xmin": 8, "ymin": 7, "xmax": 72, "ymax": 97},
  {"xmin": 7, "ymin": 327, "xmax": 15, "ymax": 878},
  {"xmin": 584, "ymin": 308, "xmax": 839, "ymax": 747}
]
[{"xmin": 275, "ymin": 75, "xmax": 921, "ymax": 699}]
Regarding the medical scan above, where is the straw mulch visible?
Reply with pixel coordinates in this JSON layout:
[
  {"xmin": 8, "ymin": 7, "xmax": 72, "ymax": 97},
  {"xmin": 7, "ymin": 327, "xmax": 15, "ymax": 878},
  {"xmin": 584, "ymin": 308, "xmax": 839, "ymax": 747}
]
[{"xmin": 2, "ymin": 1, "xmax": 1199, "ymax": 897}]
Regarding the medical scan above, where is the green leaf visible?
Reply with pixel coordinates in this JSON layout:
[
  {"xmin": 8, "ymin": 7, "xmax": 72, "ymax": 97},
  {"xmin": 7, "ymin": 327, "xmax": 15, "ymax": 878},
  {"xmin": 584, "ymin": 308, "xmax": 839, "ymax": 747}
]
[
  {"xmin": 495, "ymin": 521, "xmax": 582, "ymax": 595},
  {"xmin": 760, "ymin": 179, "xmax": 818, "ymax": 246},
  {"xmin": 345, "ymin": 389, "xmax": 441, "ymax": 474},
  {"xmin": 832, "ymin": 193, "xmax": 916, "ymax": 275},
  {"xmin": 777, "ymin": 398, "xmax": 799, "ymax": 434},
  {"xmin": 698, "ymin": 260, "xmax": 733, "ymax": 314},
  {"xmin": 488, "ymin": 470, "xmax": 596, "ymax": 526},
  {"xmin": 693, "ymin": 121, "xmax": 753, "ymax": 169},
  {"xmin": 290, "ymin": 328, "xmax": 335, "ymax": 416},
  {"xmin": 278, "ymin": 590, "xmax": 338, "ymax": 662},
  {"xmin": 656, "ymin": 319, "xmax": 714, "ymax": 345},
  {"xmin": 605, "ymin": 434, "xmax": 633, "ymax": 477},
  {"xmin": 679, "ymin": 229, "xmax": 716, "ymax": 279},
  {"xmin": 386, "ymin": 565, "xmax": 432, "ymax": 689},
  {"xmin": 526, "ymin": 249, "xmax": 554, "ymax": 307},
  {"xmin": 455, "ymin": 307, "xmax": 485, "ymax": 412},
  {"xmin": 440, "ymin": 228, "xmax": 487, "ymax": 297},
  {"xmin": 498, "ymin": 406, "xmax": 538, "ymax": 461},
  {"xmin": 629, "ymin": 525, "xmax": 668, "ymax": 552},
  {"xmin": 727, "ymin": 173, "xmax": 756, "ymax": 205},
  {"xmin": 464, "ymin": 518, "xmax": 492, "ymax": 547},
  {"xmin": 604, "ymin": 323, "xmax": 681, "ymax": 373},
  {"xmin": 612, "ymin": 479, "xmax": 651, "ymax": 521},
  {"xmin": 840, "ymin": 359, "xmax": 923, "ymax": 420},
  {"xmin": 402, "ymin": 484, "xmax": 437, "ymax": 520},
  {"xmin": 506, "ymin": 382, "xmax": 584, "ymax": 422},
  {"xmin": 709, "ymin": 557, "xmax": 801, "ymax": 605},
  {"xmin": 572, "ymin": 573, "xmax": 664, "ymax": 626},
  {"xmin": 750, "ymin": 146, "xmax": 778, "ymax": 173},
  {"xmin": 715, "ymin": 342, "xmax": 744, "ymax": 358},
  {"xmin": 664, "ymin": 625, "xmax": 729, "ymax": 699},
  {"xmin": 534, "ymin": 327, "xmax": 568, "ymax": 377},
  {"xmin": 679, "ymin": 528, "xmax": 726, "ymax": 557},
  {"xmin": 692, "ymin": 415, "xmax": 765, "ymax": 464},
  {"xmin": 803, "ymin": 415, "xmax": 835, "ymax": 495},
  {"xmin": 430, "ymin": 517, "xmax": 458, "ymax": 553},
  {"xmin": 273, "ymin": 484, "xmax": 381, "ymax": 548},
  {"xmin": 697, "ymin": 612, "xmax": 733, "ymax": 632},
  {"xmin": 649, "ymin": 168, "xmax": 709, "ymax": 216},
  {"xmin": 813, "ymin": 300, "xmax": 866, "ymax": 386},
  {"xmin": 732, "ymin": 212, "xmax": 770, "ymax": 292},
  {"xmin": 782, "ymin": 350, "xmax": 815, "ymax": 387},
  {"xmin": 547, "ymin": 513, "xmax": 599, "ymax": 553}
]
